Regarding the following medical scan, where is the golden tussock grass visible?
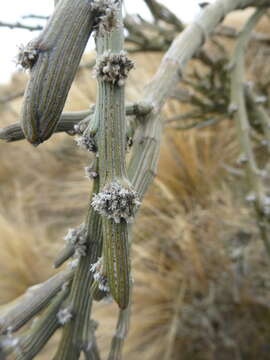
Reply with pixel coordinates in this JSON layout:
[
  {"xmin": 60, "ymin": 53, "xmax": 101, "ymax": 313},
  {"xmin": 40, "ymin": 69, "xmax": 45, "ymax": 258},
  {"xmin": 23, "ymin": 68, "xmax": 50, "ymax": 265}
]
[
  {"xmin": 0, "ymin": 13, "xmax": 270, "ymax": 359},
  {"xmin": 0, "ymin": 213, "xmax": 58, "ymax": 304}
]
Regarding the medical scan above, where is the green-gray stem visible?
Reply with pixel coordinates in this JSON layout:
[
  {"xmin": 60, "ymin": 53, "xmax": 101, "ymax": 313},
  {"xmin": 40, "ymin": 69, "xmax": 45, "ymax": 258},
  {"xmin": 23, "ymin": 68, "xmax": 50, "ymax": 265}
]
[
  {"xmin": 1, "ymin": 285, "xmax": 70, "ymax": 359},
  {"xmin": 91, "ymin": 1, "xmax": 136, "ymax": 309},
  {"xmin": 20, "ymin": 0, "xmax": 96, "ymax": 145},
  {"xmin": 54, "ymin": 160, "xmax": 102, "ymax": 360},
  {"xmin": 245, "ymin": 85, "xmax": 270, "ymax": 152},
  {"xmin": 230, "ymin": 7, "xmax": 270, "ymax": 255},
  {"xmin": 0, "ymin": 103, "xmax": 153, "ymax": 143},
  {"xmin": 230, "ymin": 9, "xmax": 265, "ymax": 205}
]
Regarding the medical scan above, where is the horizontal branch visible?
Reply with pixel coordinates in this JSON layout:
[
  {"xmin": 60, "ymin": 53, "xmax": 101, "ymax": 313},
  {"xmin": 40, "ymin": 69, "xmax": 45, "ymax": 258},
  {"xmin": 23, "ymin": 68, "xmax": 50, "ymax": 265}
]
[
  {"xmin": 22, "ymin": 14, "xmax": 49, "ymax": 20},
  {"xmin": 0, "ymin": 103, "xmax": 152, "ymax": 143},
  {"xmin": 0, "ymin": 110, "xmax": 91, "ymax": 142}
]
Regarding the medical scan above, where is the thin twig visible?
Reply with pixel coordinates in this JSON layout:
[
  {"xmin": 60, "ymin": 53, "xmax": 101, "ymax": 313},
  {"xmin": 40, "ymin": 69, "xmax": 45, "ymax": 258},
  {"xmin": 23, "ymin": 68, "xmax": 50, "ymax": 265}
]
[
  {"xmin": 0, "ymin": 21, "xmax": 42, "ymax": 31},
  {"xmin": 0, "ymin": 102, "xmax": 152, "ymax": 143},
  {"xmin": 22, "ymin": 14, "xmax": 49, "ymax": 20},
  {"xmin": 167, "ymin": 117, "xmax": 223, "ymax": 130},
  {"xmin": 143, "ymin": 0, "xmax": 184, "ymax": 31}
]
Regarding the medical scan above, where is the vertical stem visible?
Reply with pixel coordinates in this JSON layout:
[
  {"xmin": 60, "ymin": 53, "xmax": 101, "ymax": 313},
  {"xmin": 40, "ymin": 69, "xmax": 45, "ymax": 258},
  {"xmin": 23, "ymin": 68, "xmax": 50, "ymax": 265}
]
[
  {"xmin": 230, "ymin": 8, "xmax": 270, "ymax": 255},
  {"xmin": 98, "ymin": 82, "xmax": 126, "ymax": 180},
  {"xmin": 54, "ymin": 160, "xmax": 103, "ymax": 360},
  {"xmin": 96, "ymin": 13, "xmax": 127, "ymax": 183},
  {"xmin": 245, "ymin": 85, "xmax": 270, "ymax": 152},
  {"xmin": 107, "ymin": 286, "xmax": 132, "ymax": 360},
  {"xmin": 92, "ymin": 0, "xmax": 137, "ymax": 309}
]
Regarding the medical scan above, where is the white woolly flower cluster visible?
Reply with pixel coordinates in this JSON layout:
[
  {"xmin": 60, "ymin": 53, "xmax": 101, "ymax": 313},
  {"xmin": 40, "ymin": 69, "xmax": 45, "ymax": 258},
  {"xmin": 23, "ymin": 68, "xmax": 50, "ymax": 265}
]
[
  {"xmin": 91, "ymin": 0, "xmax": 118, "ymax": 35},
  {"xmin": 228, "ymin": 103, "xmax": 238, "ymax": 115},
  {"xmin": 64, "ymin": 224, "xmax": 85, "ymax": 245},
  {"xmin": 85, "ymin": 166, "xmax": 98, "ymax": 180},
  {"xmin": 68, "ymin": 258, "xmax": 79, "ymax": 269},
  {"xmin": 90, "ymin": 258, "xmax": 110, "ymax": 293},
  {"xmin": 17, "ymin": 43, "xmax": 39, "ymax": 70},
  {"xmin": 1, "ymin": 328, "xmax": 19, "ymax": 349},
  {"xmin": 263, "ymin": 195, "xmax": 270, "ymax": 215},
  {"xmin": 73, "ymin": 117, "xmax": 89, "ymax": 135},
  {"xmin": 75, "ymin": 134, "xmax": 97, "ymax": 152},
  {"xmin": 64, "ymin": 224, "xmax": 87, "ymax": 257},
  {"xmin": 93, "ymin": 50, "xmax": 134, "ymax": 87},
  {"xmin": 237, "ymin": 153, "xmax": 248, "ymax": 165},
  {"xmin": 57, "ymin": 308, "xmax": 72, "ymax": 325},
  {"xmin": 245, "ymin": 192, "xmax": 256, "ymax": 202},
  {"xmin": 91, "ymin": 182, "xmax": 140, "ymax": 223}
]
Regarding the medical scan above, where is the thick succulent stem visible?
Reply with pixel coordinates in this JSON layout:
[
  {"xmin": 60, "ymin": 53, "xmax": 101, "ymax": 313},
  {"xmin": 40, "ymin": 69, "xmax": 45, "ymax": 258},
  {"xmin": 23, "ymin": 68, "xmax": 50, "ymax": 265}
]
[
  {"xmin": 108, "ymin": 294, "xmax": 132, "ymax": 360},
  {"xmin": 90, "ymin": 0, "xmax": 138, "ymax": 309},
  {"xmin": 1, "ymin": 285, "xmax": 70, "ymax": 360},
  {"xmin": 20, "ymin": 0, "xmax": 96, "ymax": 145},
  {"xmin": 82, "ymin": 318, "xmax": 100, "ymax": 360},
  {"xmin": 0, "ymin": 103, "xmax": 153, "ymax": 143},
  {"xmin": 54, "ymin": 160, "xmax": 102, "ymax": 360}
]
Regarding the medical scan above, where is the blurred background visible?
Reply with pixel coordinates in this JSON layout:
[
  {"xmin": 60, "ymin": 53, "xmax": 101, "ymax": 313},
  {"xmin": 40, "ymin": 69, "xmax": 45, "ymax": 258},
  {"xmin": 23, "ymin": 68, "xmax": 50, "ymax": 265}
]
[
  {"xmin": 0, "ymin": 0, "xmax": 208, "ymax": 83},
  {"xmin": 1, "ymin": 1, "xmax": 270, "ymax": 359}
]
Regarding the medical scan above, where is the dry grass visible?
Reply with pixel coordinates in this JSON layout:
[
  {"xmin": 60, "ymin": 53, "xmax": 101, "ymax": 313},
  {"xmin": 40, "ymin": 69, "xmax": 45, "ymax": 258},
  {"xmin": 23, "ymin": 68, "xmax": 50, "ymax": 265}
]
[
  {"xmin": 0, "ymin": 213, "xmax": 58, "ymax": 304},
  {"xmin": 0, "ymin": 12, "xmax": 270, "ymax": 359},
  {"xmin": 123, "ymin": 186, "xmax": 270, "ymax": 360}
]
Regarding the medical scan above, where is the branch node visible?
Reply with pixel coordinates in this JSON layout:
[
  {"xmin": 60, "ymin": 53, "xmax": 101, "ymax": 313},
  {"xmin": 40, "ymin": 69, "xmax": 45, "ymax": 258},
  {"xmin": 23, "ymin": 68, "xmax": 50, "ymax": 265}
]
[
  {"xmin": 85, "ymin": 166, "xmax": 99, "ymax": 180},
  {"xmin": 73, "ymin": 117, "xmax": 90, "ymax": 135},
  {"xmin": 90, "ymin": 258, "xmax": 110, "ymax": 293},
  {"xmin": 93, "ymin": 50, "xmax": 134, "ymax": 86},
  {"xmin": 17, "ymin": 42, "xmax": 39, "ymax": 70},
  {"xmin": 91, "ymin": 181, "xmax": 140, "ymax": 223},
  {"xmin": 75, "ymin": 134, "xmax": 97, "ymax": 152},
  {"xmin": 91, "ymin": 0, "xmax": 118, "ymax": 35},
  {"xmin": 64, "ymin": 224, "xmax": 87, "ymax": 258},
  {"xmin": 64, "ymin": 225, "xmax": 85, "ymax": 245},
  {"xmin": 228, "ymin": 102, "xmax": 238, "ymax": 115},
  {"xmin": 57, "ymin": 308, "xmax": 73, "ymax": 325}
]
